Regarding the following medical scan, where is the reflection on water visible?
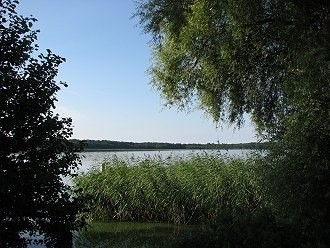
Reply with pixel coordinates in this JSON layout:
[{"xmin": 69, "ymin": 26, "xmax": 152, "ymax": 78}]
[
  {"xmin": 74, "ymin": 222, "xmax": 203, "ymax": 248},
  {"xmin": 28, "ymin": 222, "xmax": 202, "ymax": 248}
]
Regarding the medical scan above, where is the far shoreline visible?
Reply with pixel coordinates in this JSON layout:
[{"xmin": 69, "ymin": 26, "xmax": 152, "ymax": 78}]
[{"xmin": 71, "ymin": 139, "xmax": 268, "ymax": 151}]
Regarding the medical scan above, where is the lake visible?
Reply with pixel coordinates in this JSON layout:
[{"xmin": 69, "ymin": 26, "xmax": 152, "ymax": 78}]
[{"xmin": 78, "ymin": 149, "xmax": 253, "ymax": 173}]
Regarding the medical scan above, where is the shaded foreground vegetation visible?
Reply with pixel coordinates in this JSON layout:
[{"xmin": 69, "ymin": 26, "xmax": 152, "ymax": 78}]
[{"xmin": 75, "ymin": 154, "xmax": 323, "ymax": 247}]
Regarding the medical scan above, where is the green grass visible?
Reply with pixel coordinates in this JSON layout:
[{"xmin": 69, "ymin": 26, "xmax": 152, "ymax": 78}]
[{"xmin": 75, "ymin": 154, "xmax": 264, "ymax": 224}]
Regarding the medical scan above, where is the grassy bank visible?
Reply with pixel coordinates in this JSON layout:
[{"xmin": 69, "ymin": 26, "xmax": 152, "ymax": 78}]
[{"xmin": 75, "ymin": 154, "xmax": 264, "ymax": 224}]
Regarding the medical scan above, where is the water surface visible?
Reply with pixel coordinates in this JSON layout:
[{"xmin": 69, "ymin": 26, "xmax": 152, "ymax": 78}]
[
  {"xmin": 78, "ymin": 149, "xmax": 253, "ymax": 173},
  {"xmin": 74, "ymin": 221, "xmax": 204, "ymax": 248}
]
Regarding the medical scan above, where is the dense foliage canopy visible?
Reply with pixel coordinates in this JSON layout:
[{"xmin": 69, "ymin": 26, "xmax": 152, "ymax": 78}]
[
  {"xmin": 0, "ymin": 0, "xmax": 84, "ymax": 246},
  {"xmin": 136, "ymin": 0, "xmax": 329, "ymax": 135}
]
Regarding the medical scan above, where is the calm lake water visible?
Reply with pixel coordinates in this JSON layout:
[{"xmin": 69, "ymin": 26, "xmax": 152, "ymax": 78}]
[
  {"xmin": 74, "ymin": 221, "xmax": 205, "ymax": 248},
  {"xmin": 78, "ymin": 149, "xmax": 253, "ymax": 173}
]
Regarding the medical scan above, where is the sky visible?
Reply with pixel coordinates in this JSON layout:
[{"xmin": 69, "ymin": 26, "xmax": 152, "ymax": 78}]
[{"xmin": 17, "ymin": 0, "xmax": 257, "ymax": 144}]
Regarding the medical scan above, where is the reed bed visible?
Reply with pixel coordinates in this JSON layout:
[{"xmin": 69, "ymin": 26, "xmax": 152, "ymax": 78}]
[{"xmin": 75, "ymin": 154, "xmax": 263, "ymax": 224}]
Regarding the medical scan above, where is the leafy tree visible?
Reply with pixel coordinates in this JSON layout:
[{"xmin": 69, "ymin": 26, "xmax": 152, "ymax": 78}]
[
  {"xmin": 0, "ymin": 0, "xmax": 85, "ymax": 247},
  {"xmin": 135, "ymin": 0, "xmax": 330, "ymax": 245},
  {"xmin": 135, "ymin": 0, "xmax": 329, "ymax": 133}
]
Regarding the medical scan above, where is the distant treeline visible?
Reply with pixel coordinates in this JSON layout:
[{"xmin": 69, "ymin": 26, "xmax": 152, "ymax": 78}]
[{"xmin": 70, "ymin": 139, "xmax": 268, "ymax": 151}]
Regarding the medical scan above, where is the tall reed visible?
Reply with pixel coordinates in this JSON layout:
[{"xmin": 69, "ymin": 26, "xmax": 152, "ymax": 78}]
[{"xmin": 75, "ymin": 154, "xmax": 263, "ymax": 224}]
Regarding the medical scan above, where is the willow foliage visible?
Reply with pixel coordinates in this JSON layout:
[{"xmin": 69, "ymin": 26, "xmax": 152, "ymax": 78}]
[{"xmin": 135, "ymin": 0, "xmax": 329, "ymax": 135}]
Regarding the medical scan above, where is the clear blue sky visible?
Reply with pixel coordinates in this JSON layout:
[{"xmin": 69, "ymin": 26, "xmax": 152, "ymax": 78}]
[{"xmin": 18, "ymin": 0, "xmax": 257, "ymax": 144}]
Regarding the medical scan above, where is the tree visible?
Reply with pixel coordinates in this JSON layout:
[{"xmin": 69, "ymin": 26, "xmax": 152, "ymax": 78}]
[
  {"xmin": 135, "ymin": 0, "xmax": 329, "ymax": 132},
  {"xmin": 0, "ymin": 0, "xmax": 84, "ymax": 247},
  {"xmin": 135, "ymin": 0, "xmax": 330, "ymax": 245}
]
